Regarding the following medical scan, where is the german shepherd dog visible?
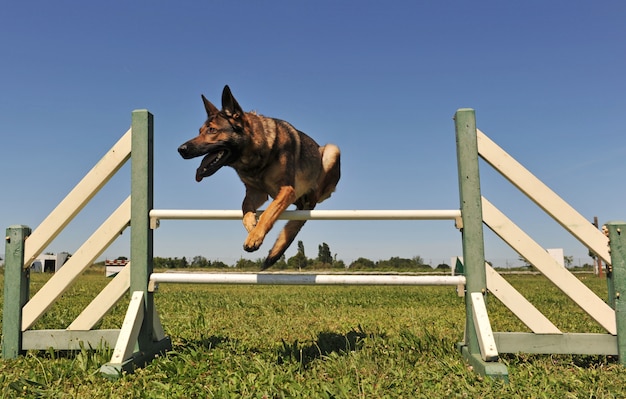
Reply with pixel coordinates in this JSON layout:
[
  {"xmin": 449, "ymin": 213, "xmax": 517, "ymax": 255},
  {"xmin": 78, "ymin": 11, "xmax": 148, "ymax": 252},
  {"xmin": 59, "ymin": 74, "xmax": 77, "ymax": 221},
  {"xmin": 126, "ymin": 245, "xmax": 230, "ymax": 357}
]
[{"xmin": 178, "ymin": 85, "xmax": 341, "ymax": 269}]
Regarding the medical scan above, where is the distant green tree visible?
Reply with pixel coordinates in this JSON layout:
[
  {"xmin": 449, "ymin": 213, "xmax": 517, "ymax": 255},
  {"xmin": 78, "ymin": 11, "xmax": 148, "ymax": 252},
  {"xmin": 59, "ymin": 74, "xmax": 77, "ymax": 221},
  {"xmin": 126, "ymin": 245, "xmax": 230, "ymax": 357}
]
[
  {"xmin": 191, "ymin": 255, "xmax": 210, "ymax": 268},
  {"xmin": 377, "ymin": 257, "xmax": 414, "ymax": 269},
  {"xmin": 164, "ymin": 257, "xmax": 188, "ymax": 268},
  {"xmin": 274, "ymin": 254, "xmax": 288, "ymax": 270},
  {"xmin": 518, "ymin": 256, "xmax": 532, "ymax": 268},
  {"xmin": 153, "ymin": 257, "xmax": 167, "ymax": 269},
  {"xmin": 212, "ymin": 260, "xmax": 230, "ymax": 269},
  {"xmin": 412, "ymin": 255, "xmax": 425, "ymax": 266},
  {"xmin": 235, "ymin": 258, "xmax": 258, "ymax": 269},
  {"xmin": 564, "ymin": 255, "xmax": 574, "ymax": 268},
  {"xmin": 349, "ymin": 257, "xmax": 375, "ymax": 269},
  {"xmin": 317, "ymin": 242, "xmax": 333, "ymax": 265},
  {"xmin": 288, "ymin": 241, "xmax": 308, "ymax": 269},
  {"xmin": 332, "ymin": 259, "xmax": 346, "ymax": 269}
]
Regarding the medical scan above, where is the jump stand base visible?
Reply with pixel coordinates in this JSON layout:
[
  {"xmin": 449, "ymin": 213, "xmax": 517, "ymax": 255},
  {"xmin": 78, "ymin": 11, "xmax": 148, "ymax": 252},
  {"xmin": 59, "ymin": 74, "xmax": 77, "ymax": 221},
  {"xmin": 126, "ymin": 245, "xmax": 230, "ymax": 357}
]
[
  {"xmin": 458, "ymin": 344, "xmax": 509, "ymax": 382},
  {"xmin": 100, "ymin": 336, "xmax": 172, "ymax": 380}
]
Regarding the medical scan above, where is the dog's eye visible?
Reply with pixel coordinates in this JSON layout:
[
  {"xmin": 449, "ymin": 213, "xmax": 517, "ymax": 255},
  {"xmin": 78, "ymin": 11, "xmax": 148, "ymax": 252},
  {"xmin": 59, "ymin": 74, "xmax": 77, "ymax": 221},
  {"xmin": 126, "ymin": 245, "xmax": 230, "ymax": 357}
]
[{"xmin": 208, "ymin": 127, "xmax": 217, "ymax": 133}]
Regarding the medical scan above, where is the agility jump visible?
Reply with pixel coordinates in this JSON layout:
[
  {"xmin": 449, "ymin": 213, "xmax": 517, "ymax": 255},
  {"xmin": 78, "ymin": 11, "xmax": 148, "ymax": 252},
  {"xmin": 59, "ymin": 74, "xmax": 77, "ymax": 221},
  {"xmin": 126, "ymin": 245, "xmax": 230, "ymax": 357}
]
[{"xmin": 4, "ymin": 109, "xmax": 626, "ymax": 382}]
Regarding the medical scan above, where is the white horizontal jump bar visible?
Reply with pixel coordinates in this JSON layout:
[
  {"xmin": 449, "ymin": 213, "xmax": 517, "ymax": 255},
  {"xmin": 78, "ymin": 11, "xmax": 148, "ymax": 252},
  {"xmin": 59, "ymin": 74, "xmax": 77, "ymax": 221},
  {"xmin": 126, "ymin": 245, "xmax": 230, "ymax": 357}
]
[
  {"xmin": 150, "ymin": 209, "xmax": 462, "ymax": 222},
  {"xmin": 149, "ymin": 272, "xmax": 466, "ymax": 287}
]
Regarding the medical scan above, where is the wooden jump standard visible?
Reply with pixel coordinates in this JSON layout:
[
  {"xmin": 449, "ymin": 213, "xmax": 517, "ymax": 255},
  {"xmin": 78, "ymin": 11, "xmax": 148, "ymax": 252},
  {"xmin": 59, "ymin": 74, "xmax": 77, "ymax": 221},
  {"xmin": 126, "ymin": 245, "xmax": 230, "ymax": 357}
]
[{"xmin": 5, "ymin": 109, "xmax": 626, "ymax": 383}]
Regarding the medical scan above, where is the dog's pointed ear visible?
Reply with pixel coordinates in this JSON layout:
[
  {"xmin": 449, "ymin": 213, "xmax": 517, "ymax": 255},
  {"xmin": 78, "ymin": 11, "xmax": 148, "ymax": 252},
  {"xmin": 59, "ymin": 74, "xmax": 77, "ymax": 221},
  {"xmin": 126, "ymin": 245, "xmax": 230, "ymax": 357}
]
[
  {"xmin": 202, "ymin": 94, "xmax": 219, "ymax": 116},
  {"xmin": 221, "ymin": 85, "xmax": 243, "ymax": 119}
]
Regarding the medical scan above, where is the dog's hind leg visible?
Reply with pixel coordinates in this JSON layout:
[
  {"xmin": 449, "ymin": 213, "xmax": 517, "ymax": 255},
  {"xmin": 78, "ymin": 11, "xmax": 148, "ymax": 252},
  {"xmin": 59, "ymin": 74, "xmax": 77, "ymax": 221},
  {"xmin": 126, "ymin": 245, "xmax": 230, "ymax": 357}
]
[
  {"xmin": 262, "ymin": 219, "xmax": 308, "ymax": 269},
  {"xmin": 262, "ymin": 195, "xmax": 315, "ymax": 270},
  {"xmin": 262, "ymin": 146, "xmax": 340, "ymax": 269}
]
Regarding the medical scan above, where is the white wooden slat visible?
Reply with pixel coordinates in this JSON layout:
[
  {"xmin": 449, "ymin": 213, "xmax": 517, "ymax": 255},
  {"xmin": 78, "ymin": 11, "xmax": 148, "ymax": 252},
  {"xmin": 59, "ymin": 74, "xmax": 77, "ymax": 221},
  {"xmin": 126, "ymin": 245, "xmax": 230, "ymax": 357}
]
[
  {"xmin": 22, "ymin": 197, "xmax": 131, "ymax": 331},
  {"xmin": 109, "ymin": 291, "xmax": 144, "ymax": 365},
  {"xmin": 486, "ymin": 263, "xmax": 561, "ymax": 334},
  {"xmin": 68, "ymin": 262, "xmax": 131, "ymax": 330},
  {"xmin": 24, "ymin": 129, "xmax": 132, "ymax": 267},
  {"xmin": 482, "ymin": 196, "xmax": 616, "ymax": 334},
  {"xmin": 23, "ymin": 329, "xmax": 120, "ymax": 350},
  {"xmin": 471, "ymin": 292, "xmax": 499, "ymax": 361},
  {"xmin": 477, "ymin": 129, "xmax": 610, "ymax": 264}
]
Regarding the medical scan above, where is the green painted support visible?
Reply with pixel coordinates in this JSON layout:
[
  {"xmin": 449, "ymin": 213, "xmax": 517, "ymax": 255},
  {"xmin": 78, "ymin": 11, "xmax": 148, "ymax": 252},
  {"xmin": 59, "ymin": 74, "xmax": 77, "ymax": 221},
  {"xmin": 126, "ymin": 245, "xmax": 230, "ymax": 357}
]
[
  {"xmin": 454, "ymin": 109, "xmax": 508, "ymax": 381},
  {"xmin": 605, "ymin": 221, "xmax": 626, "ymax": 365},
  {"xmin": 130, "ymin": 109, "xmax": 155, "ymax": 350},
  {"xmin": 606, "ymin": 231, "xmax": 617, "ymax": 308},
  {"xmin": 455, "ymin": 108, "xmax": 486, "ymax": 351},
  {"xmin": 607, "ymin": 270, "xmax": 617, "ymax": 309},
  {"xmin": 100, "ymin": 109, "xmax": 171, "ymax": 378},
  {"xmin": 2, "ymin": 225, "xmax": 31, "ymax": 359}
]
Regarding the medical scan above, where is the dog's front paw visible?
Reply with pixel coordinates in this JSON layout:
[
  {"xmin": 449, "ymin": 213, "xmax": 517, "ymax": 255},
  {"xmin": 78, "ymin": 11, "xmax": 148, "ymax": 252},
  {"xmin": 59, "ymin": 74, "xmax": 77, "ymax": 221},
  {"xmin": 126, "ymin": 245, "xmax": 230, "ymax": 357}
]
[
  {"xmin": 242, "ymin": 212, "xmax": 257, "ymax": 233},
  {"xmin": 244, "ymin": 229, "xmax": 265, "ymax": 252}
]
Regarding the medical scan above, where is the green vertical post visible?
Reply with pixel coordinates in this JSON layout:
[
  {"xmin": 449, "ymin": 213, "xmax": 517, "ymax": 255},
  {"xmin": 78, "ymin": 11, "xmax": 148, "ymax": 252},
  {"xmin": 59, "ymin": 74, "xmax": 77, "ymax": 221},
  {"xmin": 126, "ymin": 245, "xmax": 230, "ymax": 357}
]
[
  {"xmin": 455, "ymin": 109, "xmax": 486, "ymax": 352},
  {"xmin": 606, "ymin": 239, "xmax": 617, "ymax": 308},
  {"xmin": 2, "ymin": 225, "xmax": 31, "ymax": 359},
  {"xmin": 607, "ymin": 262, "xmax": 616, "ymax": 309},
  {"xmin": 101, "ymin": 110, "xmax": 170, "ymax": 379},
  {"xmin": 131, "ymin": 109, "xmax": 154, "ymax": 350},
  {"xmin": 454, "ymin": 109, "xmax": 508, "ymax": 380},
  {"xmin": 605, "ymin": 221, "xmax": 626, "ymax": 364}
]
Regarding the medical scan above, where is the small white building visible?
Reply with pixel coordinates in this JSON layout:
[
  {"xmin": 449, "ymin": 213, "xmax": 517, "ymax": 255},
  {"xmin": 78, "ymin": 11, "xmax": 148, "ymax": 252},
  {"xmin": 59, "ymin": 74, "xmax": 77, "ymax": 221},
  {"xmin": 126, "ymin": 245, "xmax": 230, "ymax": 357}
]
[
  {"xmin": 105, "ymin": 259, "xmax": 129, "ymax": 277},
  {"xmin": 30, "ymin": 252, "xmax": 70, "ymax": 273},
  {"xmin": 547, "ymin": 248, "xmax": 565, "ymax": 267}
]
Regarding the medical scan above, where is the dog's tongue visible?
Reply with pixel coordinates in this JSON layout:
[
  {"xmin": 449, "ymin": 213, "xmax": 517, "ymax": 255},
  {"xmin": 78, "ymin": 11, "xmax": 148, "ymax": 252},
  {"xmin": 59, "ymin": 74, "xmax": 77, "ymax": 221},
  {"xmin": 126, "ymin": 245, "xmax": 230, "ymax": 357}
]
[
  {"xmin": 195, "ymin": 170, "xmax": 204, "ymax": 182},
  {"xmin": 195, "ymin": 152, "xmax": 221, "ymax": 182}
]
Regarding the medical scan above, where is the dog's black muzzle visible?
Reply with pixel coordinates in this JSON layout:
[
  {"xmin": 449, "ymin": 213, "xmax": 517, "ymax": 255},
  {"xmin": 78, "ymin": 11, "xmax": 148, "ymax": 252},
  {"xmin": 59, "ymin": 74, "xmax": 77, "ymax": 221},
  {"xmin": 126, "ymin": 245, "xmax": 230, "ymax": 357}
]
[{"xmin": 178, "ymin": 143, "xmax": 197, "ymax": 159}]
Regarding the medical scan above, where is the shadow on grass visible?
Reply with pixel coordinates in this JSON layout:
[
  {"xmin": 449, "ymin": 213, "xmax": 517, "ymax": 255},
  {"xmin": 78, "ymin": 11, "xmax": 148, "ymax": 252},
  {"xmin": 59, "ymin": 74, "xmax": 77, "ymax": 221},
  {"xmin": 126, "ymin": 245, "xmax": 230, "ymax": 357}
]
[
  {"xmin": 182, "ymin": 334, "xmax": 234, "ymax": 350},
  {"xmin": 277, "ymin": 325, "xmax": 381, "ymax": 368},
  {"xmin": 174, "ymin": 326, "xmax": 383, "ymax": 369}
]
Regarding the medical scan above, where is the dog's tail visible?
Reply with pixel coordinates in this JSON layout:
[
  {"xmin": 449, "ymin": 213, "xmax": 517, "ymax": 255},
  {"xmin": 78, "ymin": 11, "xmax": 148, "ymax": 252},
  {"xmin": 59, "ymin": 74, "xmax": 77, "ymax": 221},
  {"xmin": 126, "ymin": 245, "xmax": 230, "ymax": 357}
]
[
  {"xmin": 262, "ymin": 219, "xmax": 308, "ymax": 269},
  {"xmin": 317, "ymin": 144, "xmax": 341, "ymax": 203}
]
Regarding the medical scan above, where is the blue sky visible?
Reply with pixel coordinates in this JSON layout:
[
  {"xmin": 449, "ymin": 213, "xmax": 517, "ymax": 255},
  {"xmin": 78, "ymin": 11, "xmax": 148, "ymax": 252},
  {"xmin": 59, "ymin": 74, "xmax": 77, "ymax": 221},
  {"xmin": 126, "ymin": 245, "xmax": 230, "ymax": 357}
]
[{"xmin": 1, "ymin": 1, "xmax": 624, "ymax": 267}]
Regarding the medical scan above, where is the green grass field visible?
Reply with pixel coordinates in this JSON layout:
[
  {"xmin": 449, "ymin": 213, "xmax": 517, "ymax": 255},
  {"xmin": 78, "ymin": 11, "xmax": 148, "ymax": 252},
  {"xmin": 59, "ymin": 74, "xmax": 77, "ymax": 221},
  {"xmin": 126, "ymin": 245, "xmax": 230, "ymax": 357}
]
[{"xmin": 2, "ymin": 271, "xmax": 626, "ymax": 398}]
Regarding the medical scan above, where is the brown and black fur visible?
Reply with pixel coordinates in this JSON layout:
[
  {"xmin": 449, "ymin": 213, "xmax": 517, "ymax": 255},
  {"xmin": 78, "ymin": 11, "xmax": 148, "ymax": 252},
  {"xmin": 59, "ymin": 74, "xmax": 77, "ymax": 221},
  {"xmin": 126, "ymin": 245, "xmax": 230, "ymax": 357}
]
[{"xmin": 178, "ymin": 85, "xmax": 341, "ymax": 269}]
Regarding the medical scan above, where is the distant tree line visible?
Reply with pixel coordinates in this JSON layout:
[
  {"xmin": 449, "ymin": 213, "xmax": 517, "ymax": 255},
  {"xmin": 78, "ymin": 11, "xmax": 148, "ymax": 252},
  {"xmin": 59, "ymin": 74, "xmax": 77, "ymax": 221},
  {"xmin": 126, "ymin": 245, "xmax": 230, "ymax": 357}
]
[
  {"xmin": 150, "ymin": 241, "xmax": 451, "ymax": 271},
  {"xmin": 350, "ymin": 255, "xmax": 449, "ymax": 271},
  {"xmin": 152, "ymin": 256, "xmax": 231, "ymax": 269}
]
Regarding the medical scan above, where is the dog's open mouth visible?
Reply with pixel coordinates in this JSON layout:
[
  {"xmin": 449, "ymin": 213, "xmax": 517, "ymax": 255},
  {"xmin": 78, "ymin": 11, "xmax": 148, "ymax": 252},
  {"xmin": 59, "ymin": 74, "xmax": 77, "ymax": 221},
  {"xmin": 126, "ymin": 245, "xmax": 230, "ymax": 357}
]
[{"xmin": 196, "ymin": 146, "xmax": 232, "ymax": 182}]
